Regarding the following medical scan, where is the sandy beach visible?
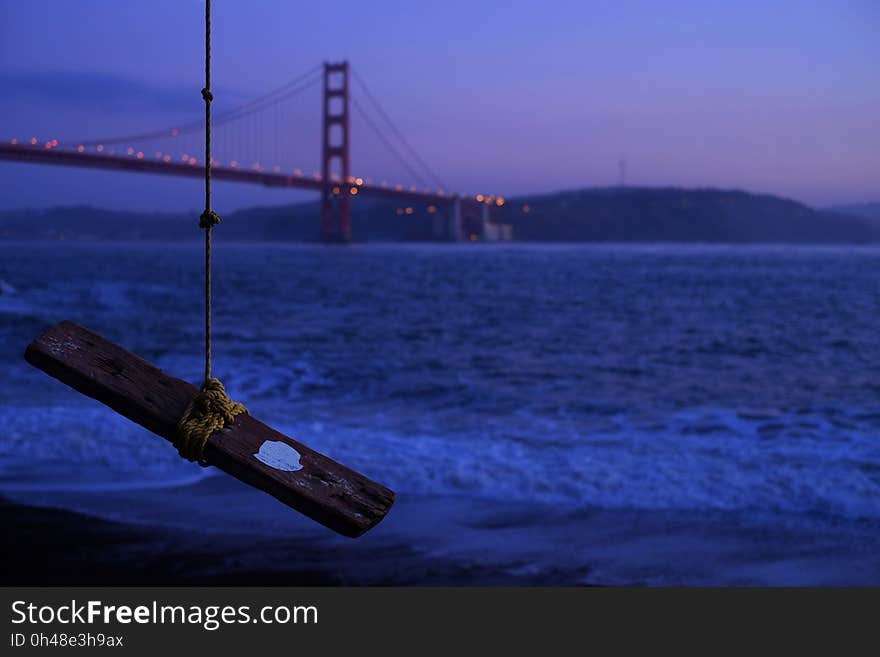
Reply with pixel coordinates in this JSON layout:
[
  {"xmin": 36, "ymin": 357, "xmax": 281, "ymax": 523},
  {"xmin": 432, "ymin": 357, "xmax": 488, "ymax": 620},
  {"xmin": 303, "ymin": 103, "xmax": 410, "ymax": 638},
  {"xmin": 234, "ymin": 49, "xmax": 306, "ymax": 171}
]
[
  {"xmin": 1, "ymin": 475, "xmax": 594, "ymax": 586},
  {"xmin": 4, "ymin": 473, "xmax": 880, "ymax": 586},
  {"xmin": 0, "ymin": 493, "xmax": 541, "ymax": 586}
]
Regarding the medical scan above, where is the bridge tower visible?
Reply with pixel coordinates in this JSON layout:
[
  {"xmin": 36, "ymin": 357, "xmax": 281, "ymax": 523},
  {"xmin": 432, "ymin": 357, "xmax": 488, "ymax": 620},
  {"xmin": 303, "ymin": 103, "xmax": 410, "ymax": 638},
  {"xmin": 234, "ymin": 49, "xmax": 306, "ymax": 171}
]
[{"xmin": 320, "ymin": 61, "xmax": 352, "ymax": 243}]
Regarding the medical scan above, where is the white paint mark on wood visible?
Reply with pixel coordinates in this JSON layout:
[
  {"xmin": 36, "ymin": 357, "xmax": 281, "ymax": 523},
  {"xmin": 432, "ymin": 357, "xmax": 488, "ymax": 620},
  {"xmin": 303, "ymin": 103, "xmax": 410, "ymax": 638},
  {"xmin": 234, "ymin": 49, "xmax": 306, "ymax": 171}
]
[{"xmin": 254, "ymin": 440, "xmax": 303, "ymax": 472}]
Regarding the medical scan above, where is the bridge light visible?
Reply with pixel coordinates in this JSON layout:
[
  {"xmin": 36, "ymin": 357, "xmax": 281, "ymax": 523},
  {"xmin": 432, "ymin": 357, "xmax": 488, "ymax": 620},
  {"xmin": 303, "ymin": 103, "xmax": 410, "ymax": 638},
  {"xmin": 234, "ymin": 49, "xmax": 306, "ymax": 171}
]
[
  {"xmin": 475, "ymin": 194, "xmax": 484, "ymax": 202},
  {"xmin": 409, "ymin": 185, "xmax": 417, "ymax": 192},
  {"xmin": 273, "ymin": 165, "xmax": 281, "ymax": 173},
  {"xmin": 136, "ymin": 151, "xmax": 144, "ymax": 159},
  {"xmin": 96, "ymin": 144, "xmax": 104, "ymax": 152},
  {"xmin": 30, "ymin": 137, "xmax": 37, "ymax": 145},
  {"xmin": 127, "ymin": 147, "xmax": 134, "ymax": 155},
  {"xmin": 10, "ymin": 138, "xmax": 17, "ymax": 145},
  {"xmin": 189, "ymin": 157, "xmax": 197, "ymax": 165},
  {"xmin": 405, "ymin": 207, "xmax": 414, "ymax": 215},
  {"xmin": 396, "ymin": 208, "xmax": 404, "ymax": 216},
  {"xmin": 395, "ymin": 184, "xmax": 403, "ymax": 191},
  {"xmin": 380, "ymin": 181, "xmax": 389, "ymax": 188},
  {"xmin": 522, "ymin": 204, "xmax": 530, "ymax": 213},
  {"xmin": 427, "ymin": 205, "xmax": 436, "ymax": 214},
  {"xmin": 355, "ymin": 177, "xmax": 364, "ymax": 186},
  {"xmin": 181, "ymin": 153, "xmax": 189, "ymax": 161},
  {"xmin": 294, "ymin": 168, "xmax": 302, "ymax": 176},
  {"xmin": 496, "ymin": 197, "xmax": 505, "ymax": 207},
  {"xmin": 51, "ymin": 139, "xmax": 58, "ymax": 147},
  {"xmin": 332, "ymin": 186, "xmax": 340, "ymax": 195},
  {"xmin": 350, "ymin": 187, "xmax": 358, "ymax": 195},
  {"xmin": 45, "ymin": 141, "xmax": 52, "ymax": 149},
  {"xmin": 163, "ymin": 155, "xmax": 172, "ymax": 163},
  {"xmin": 154, "ymin": 151, "xmax": 162, "ymax": 158},
  {"xmin": 171, "ymin": 128, "xmax": 179, "ymax": 136}
]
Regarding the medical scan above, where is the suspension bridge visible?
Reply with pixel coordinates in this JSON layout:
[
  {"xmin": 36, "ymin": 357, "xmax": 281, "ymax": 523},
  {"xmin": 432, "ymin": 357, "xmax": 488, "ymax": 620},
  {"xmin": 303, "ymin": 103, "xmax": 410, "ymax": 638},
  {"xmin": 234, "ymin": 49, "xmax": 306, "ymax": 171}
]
[{"xmin": 0, "ymin": 62, "xmax": 508, "ymax": 243}]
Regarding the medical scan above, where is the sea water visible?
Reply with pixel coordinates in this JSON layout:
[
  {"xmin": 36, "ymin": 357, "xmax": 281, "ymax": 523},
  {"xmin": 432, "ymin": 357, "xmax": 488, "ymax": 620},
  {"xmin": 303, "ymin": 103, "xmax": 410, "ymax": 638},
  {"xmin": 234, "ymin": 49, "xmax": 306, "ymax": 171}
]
[{"xmin": 1, "ymin": 241, "xmax": 879, "ymax": 583}]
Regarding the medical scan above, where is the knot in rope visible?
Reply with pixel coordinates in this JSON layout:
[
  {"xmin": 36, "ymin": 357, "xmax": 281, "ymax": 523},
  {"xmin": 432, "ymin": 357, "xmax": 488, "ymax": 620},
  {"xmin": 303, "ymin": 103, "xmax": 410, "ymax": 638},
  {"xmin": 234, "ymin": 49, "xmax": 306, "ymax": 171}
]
[
  {"xmin": 174, "ymin": 377, "xmax": 247, "ymax": 464},
  {"xmin": 174, "ymin": 0, "xmax": 243, "ymax": 468},
  {"xmin": 199, "ymin": 209, "xmax": 222, "ymax": 228}
]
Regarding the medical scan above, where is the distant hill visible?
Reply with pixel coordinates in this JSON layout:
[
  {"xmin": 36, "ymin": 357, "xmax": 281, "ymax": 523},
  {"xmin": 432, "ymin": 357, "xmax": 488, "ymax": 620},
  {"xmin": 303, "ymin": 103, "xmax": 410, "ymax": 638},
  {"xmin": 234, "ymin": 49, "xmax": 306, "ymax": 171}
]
[
  {"xmin": 500, "ymin": 187, "xmax": 878, "ymax": 243},
  {"xmin": 0, "ymin": 198, "xmax": 434, "ymax": 242},
  {"xmin": 826, "ymin": 202, "xmax": 880, "ymax": 223},
  {"xmin": 1, "ymin": 187, "xmax": 877, "ymax": 243},
  {"xmin": 0, "ymin": 206, "xmax": 189, "ymax": 241}
]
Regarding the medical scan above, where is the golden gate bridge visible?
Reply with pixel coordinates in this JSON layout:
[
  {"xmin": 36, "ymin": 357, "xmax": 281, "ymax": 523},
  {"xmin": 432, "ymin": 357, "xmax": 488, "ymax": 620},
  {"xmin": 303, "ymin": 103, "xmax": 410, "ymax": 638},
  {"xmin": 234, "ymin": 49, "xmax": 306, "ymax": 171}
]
[{"xmin": 0, "ymin": 62, "xmax": 507, "ymax": 243}]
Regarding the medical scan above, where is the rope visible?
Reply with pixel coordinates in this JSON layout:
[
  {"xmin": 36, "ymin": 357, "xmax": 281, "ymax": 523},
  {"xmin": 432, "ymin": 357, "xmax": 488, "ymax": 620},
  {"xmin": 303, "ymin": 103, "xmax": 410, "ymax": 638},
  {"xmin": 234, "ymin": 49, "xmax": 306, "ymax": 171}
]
[
  {"xmin": 174, "ymin": 0, "xmax": 246, "ymax": 464},
  {"xmin": 175, "ymin": 378, "xmax": 247, "ymax": 464}
]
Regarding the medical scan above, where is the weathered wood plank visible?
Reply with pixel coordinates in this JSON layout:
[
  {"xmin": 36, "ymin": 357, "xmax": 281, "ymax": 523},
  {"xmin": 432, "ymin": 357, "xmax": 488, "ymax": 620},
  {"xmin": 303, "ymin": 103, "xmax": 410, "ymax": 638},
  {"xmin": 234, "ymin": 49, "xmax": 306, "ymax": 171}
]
[{"xmin": 24, "ymin": 321, "xmax": 395, "ymax": 538}]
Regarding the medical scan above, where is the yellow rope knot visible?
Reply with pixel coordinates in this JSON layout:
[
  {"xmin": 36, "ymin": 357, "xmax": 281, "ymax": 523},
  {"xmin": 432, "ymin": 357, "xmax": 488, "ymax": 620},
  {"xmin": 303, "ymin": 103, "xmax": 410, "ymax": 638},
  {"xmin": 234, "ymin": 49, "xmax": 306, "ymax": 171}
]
[
  {"xmin": 174, "ymin": 377, "xmax": 247, "ymax": 464},
  {"xmin": 199, "ymin": 209, "xmax": 222, "ymax": 228}
]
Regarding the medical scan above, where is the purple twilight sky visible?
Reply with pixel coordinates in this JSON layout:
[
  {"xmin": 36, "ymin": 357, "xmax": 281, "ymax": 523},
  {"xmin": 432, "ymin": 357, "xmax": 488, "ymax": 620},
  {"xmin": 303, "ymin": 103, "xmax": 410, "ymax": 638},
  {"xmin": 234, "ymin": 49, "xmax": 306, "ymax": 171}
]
[{"xmin": 1, "ymin": 0, "xmax": 878, "ymax": 212}]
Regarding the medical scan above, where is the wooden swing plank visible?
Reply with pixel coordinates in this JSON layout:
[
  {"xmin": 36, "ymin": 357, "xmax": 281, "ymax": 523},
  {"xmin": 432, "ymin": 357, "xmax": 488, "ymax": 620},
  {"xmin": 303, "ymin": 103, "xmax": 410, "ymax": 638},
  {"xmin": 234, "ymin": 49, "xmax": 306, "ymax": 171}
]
[{"xmin": 24, "ymin": 321, "xmax": 395, "ymax": 538}]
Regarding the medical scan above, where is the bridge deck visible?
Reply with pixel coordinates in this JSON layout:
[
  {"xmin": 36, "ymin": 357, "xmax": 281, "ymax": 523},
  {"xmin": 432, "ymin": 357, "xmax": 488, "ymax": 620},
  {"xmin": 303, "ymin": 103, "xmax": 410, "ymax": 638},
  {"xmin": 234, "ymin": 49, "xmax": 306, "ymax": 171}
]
[{"xmin": 0, "ymin": 143, "xmax": 457, "ymax": 206}]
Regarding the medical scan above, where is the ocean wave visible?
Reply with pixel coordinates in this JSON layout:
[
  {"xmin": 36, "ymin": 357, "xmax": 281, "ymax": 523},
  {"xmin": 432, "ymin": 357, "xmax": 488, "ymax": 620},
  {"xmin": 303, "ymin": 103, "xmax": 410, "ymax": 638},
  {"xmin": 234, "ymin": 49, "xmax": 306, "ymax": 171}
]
[
  {"xmin": 3, "ymin": 242, "xmax": 880, "ymax": 528},
  {"xmin": 5, "ymin": 399, "xmax": 877, "ymax": 521}
]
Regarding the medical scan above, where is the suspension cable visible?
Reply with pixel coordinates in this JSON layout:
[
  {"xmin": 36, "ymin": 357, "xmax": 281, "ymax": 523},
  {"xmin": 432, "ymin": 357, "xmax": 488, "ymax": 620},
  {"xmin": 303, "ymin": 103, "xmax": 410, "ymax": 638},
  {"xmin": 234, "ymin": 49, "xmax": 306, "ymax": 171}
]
[
  {"xmin": 351, "ymin": 96, "xmax": 429, "ymax": 189},
  {"xmin": 352, "ymin": 68, "xmax": 447, "ymax": 191},
  {"xmin": 74, "ymin": 66, "xmax": 322, "ymax": 147}
]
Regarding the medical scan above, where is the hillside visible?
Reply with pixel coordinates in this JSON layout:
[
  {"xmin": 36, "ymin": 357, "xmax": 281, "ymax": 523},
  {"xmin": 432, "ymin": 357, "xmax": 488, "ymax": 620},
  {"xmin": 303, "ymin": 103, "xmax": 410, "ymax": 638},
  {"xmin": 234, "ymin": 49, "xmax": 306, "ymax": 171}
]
[
  {"xmin": 1, "ymin": 187, "xmax": 876, "ymax": 243},
  {"xmin": 501, "ymin": 187, "xmax": 877, "ymax": 243},
  {"xmin": 827, "ymin": 202, "xmax": 880, "ymax": 223}
]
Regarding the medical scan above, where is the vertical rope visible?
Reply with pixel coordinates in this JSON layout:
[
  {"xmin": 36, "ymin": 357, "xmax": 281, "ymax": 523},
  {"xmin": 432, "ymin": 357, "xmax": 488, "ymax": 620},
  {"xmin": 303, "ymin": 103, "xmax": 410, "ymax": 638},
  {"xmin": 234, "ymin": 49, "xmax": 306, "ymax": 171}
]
[
  {"xmin": 205, "ymin": 220, "xmax": 212, "ymax": 382},
  {"xmin": 199, "ymin": 0, "xmax": 221, "ymax": 383},
  {"xmin": 204, "ymin": 0, "xmax": 212, "ymax": 221},
  {"xmin": 176, "ymin": 0, "xmax": 247, "ymax": 465},
  {"xmin": 204, "ymin": 0, "xmax": 212, "ymax": 385}
]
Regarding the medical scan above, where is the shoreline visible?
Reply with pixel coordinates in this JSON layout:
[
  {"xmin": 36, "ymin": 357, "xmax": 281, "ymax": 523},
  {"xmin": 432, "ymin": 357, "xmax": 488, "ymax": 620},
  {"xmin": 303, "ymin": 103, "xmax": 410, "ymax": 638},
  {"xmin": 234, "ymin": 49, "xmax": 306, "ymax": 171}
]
[
  {"xmin": 3, "ymin": 239, "xmax": 880, "ymax": 248},
  {"xmin": 0, "ymin": 493, "xmax": 568, "ymax": 586},
  {"xmin": 5, "ymin": 482, "xmax": 880, "ymax": 586},
  {"xmin": 0, "ymin": 496, "xmax": 340, "ymax": 586}
]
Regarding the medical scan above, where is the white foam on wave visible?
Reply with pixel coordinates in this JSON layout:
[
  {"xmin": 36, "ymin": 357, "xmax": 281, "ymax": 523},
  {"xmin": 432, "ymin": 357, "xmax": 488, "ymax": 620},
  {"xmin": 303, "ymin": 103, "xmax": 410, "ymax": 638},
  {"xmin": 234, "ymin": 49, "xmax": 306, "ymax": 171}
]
[
  {"xmin": 0, "ymin": 278, "xmax": 18, "ymax": 295},
  {"xmin": 0, "ymin": 277, "xmax": 32, "ymax": 315},
  {"xmin": 268, "ymin": 404, "xmax": 880, "ymax": 521},
  {"xmin": 0, "ymin": 472, "xmax": 213, "ymax": 493},
  {"xmin": 2, "ymin": 395, "xmax": 878, "ymax": 521},
  {"xmin": 0, "ymin": 297, "xmax": 33, "ymax": 316},
  {"xmin": 0, "ymin": 403, "xmax": 206, "ymax": 492}
]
